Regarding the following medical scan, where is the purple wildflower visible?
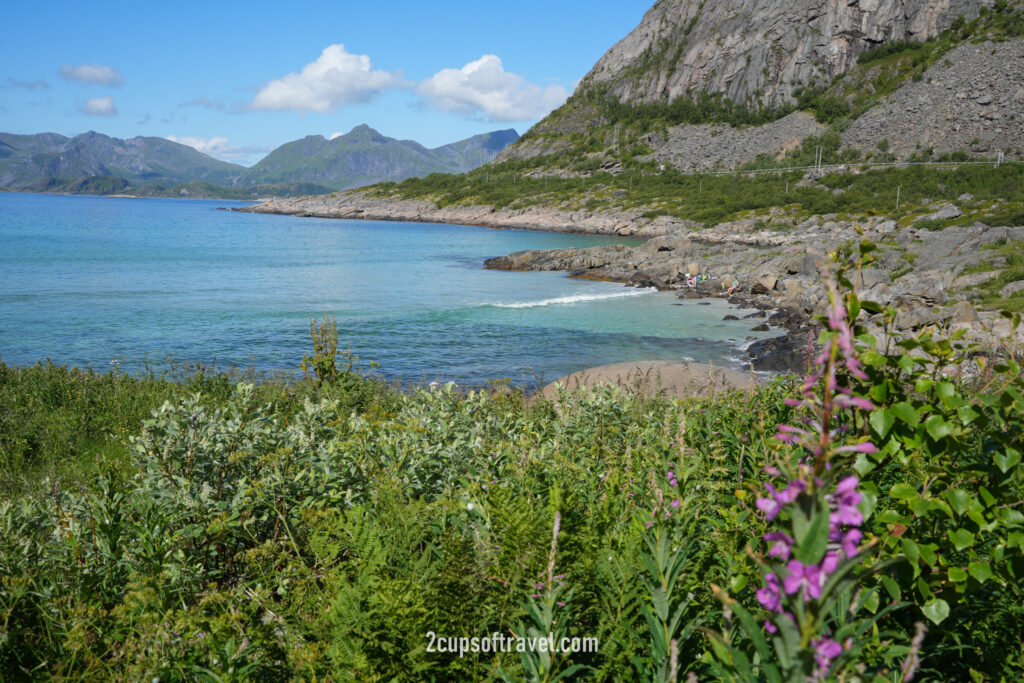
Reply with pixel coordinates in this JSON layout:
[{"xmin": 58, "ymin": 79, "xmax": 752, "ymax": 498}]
[
  {"xmin": 812, "ymin": 637, "xmax": 844, "ymax": 668},
  {"xmin": 783, "ymin": 560, "xmax": 825, "ymax": 600},
  {"xmin": 756, "ymin": 573, "xmax": 782, "ymax": 612},
  {"xmin": 764, "ymin": 531, "xmax": 794, "ymax": 561}
]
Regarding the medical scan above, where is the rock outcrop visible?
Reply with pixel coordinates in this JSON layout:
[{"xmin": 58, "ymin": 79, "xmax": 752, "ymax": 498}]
[
  {"xmin": 485, "ymin": 216, "xmax": 1024, "ymax": 365},
  {"xmin": 581, "ymin": 0, "xmax": 992, "ymax": 108}
]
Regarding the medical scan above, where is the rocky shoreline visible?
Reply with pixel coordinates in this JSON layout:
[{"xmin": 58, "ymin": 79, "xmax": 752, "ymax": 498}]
[
  {"xmin": 236, "ymin": 191, "xmax": 682, "ymax": 237},
  {"xmin": 241, "ymin": 192, "xmax": 1024, "ymax": 373}
]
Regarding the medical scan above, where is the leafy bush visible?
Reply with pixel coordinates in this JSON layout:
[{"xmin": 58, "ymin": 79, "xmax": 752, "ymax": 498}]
[{"xmin": 1, "ymin": 246, "xmax": 1023, "ymax": 679}]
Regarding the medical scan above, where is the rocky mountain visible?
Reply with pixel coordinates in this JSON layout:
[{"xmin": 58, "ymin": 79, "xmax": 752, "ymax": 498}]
[
  {"xmin": 499, "ymin": 0, "xmax": 1022, "ymax": 169},
  {"xmin": 236, "ymin": 125, "xmax": 519, "ymax": 191},
  {"xmin": 0, "ymin": 131, "xmax": 246, "ymax": 189},
  {"xmin": 582, "ymin": 0, "xmax": 993, "ymax": 108}
]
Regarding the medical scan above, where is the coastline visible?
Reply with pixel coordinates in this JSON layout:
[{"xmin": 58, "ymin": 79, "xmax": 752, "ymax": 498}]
[
  {"xmin": 240, "ymin": 190, "xmax": 1024, "ymax": 371},
  {"xmin": 235, "ymin": 190, "xmax": 683, "ymax": 237}
]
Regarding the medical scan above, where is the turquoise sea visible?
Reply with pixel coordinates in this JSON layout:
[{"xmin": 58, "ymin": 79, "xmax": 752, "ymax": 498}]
[{"xmin": 0, "ymin": 193, "xmax": 775, "ymax": 387}]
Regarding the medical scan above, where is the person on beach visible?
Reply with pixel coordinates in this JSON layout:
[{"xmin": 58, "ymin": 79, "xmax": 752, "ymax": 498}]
[{"xmin": 726, "ymin": 278, "xmax": 739, "ymax": 295}]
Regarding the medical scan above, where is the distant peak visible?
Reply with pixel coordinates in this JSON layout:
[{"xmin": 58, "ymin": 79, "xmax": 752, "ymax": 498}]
[{"xmin": 347, "ymin": 123, "xmax": 384, "ymax": 138}]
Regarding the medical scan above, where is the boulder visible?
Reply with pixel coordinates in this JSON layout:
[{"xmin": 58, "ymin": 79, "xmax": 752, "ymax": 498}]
[
  {"xmin": 874, "ymin": 219, "xmax": 898, "ymax": 236},
  {"xmin": 750, "ymin": 275, "xmax": 778, "ymax": 295},
  {"xmin": 851, "ymin": 267, "xmax": 891, "ymax": 290},
  {"xmin": 1000, "ymin": 280, "xmax": 1024, "ymax": 298},
  {"xmin": 916, "ymin": 204, "xmax": 962, "ymax": 223},
  {"xmin": 954, "ymin": 270, "xmax": 1000, "ymax": 288},
  {"xmin": 948, "ymin": 300, "xmax": 980, "ymax": 323},
  {"xmin": 748, "ymin": 329, "xmax": 817, "ymax": 373}
]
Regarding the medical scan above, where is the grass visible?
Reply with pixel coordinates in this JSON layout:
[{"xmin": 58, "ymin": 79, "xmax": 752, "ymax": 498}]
[
  {"xmin": 974, "ymin": 238, "xmax": 1024, "ymax": 310},
  {"xmin": 0, "ymin": 359, "xmax": 397, "ymax": 499},
  {"xmin": 368, "ymin": 159, "xmax": 1024, "ymax": 228}
]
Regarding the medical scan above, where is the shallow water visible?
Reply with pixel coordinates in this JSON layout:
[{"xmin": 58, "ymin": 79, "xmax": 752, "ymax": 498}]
[{"xmin": 0, "ymin": 193, "xmax": 776, "ymax": 387}]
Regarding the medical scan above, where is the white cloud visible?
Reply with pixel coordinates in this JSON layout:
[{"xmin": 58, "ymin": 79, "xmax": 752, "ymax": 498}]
[
  {"xmin": 417, "ymin": 55, "xmax": 569, "ymax": 122},
  {"xmin": 248, "ymin": 44, "xmax": 399, "ymax": 113},
  {"xmin": 165, "ymin": 135, "xmax": 272, "ymax": 165},
  {"xmin": 80, "ymin": 96, "xmax": 117, "ymax": 117},
  {"xmin": 60, "ymin": 63, "xmax": 123, "ymax": 86},
  {"xmin": 329, "ymin": 131, "xmax": 345, "ymax": 140}
]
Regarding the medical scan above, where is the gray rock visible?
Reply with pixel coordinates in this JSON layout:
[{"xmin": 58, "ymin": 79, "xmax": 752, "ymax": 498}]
[
  {"xmin": 1000, "ymin": 280, "xmax": 1024, "ymax": 298},
  {"xmin": 949, "ymin": 300, "xmax": 980, "ymax": 323},
  {"xmin": 874, "ymin": 219, "xmax": 899, "ymax": 235},
  {"xmin": 579, "ymin": 0, "xmax": 986, "ymax": 109},
  {"xmin": 750, "ymin": 275, "xmax": 778, "ymax": 295},
  {"xmin": 896, "ymin": 307, "xmax": 939, "ymax": 330},
  {"xmin": 954, "ymin": 270, "xmax": 1000, "ymax": 288},
  {"xmin": 917, "ymin": 204, "xmax": 963, "ymax": 223}
]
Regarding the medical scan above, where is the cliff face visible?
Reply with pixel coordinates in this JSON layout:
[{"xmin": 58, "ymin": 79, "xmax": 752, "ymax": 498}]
[{"xmin": 582, "ymin": 0, "xmax": 993, "ymax": 107}]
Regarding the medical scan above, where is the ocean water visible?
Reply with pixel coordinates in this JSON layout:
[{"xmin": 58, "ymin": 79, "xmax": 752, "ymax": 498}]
[{"xmin": 0, "ymin": 192, "xmax": 776, "ymax": 387}]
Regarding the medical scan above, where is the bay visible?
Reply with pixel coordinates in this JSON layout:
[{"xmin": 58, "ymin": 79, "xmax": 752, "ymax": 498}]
[{"xmin": 0, "ymin": 192, "xmax": 775, "ymax": 387}]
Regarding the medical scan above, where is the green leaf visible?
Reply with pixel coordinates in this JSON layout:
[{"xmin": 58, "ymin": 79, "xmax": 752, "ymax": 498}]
[
  {"xmin": 890, "ymin": 483, "xmax": 918, "ymax": 499},
  {"xmin": 922, "ymin": 598, "xmax": 950, "ymax": 624},
  {"xmin": 969, "ymin": 561, "xmax": 993, "ymax": 583},
  {"xmin": 881, "ymin": 575, "xmax": 902, "ymax": 601},
  {"xmin": 730, "ymin": 574, "xmax": 748, "ymax": 593},
  {"xmin": 949, "ymin": 528, "xmax": 975, "ymax": 551},
  {"xmin": 957, "ymin": 404, "xmax": 980, "ymax": 425},
  {"xmin": 948, "ymin": 566, "xmax": 968, "ymax": 583},
  {"xmin": 892, "ymin": 401, "xmax": 920, "ymax": 426},
  {"xmin": 945, "ymin": 489, "xmax": 971, "ymax": 516},
  {"xmin": 925, "ymin": 415, "xmax": 953, "ymax": 440},
  {"xmin": 862, "ymin": 588, "xmax": 880, "ymax": 614},
  {"xmin": 901, "ymin": 538, "xmax": 920, "ymax": 565},
  {"xmin": 863, "ymin": 350, "xmax": 886, "ymax": 367},
  {"xmin": 794, "ymin": 508, "xmax": 830, "ymax": 565},
  {"xmin": 993, "ymin": 448, "xmax": 1021, "ymax": 474},
  {"xmin": 870, "ymin": 408, "xmax": 895, "ymax": 438}
]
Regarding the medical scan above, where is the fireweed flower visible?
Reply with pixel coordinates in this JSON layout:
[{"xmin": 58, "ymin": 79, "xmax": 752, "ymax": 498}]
[{"xmin": 749, "ymin": 276, "xmax": 876, "ymax": 677}]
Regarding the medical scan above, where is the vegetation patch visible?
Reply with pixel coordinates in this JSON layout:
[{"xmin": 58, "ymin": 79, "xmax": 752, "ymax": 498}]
[{"xmin": 2, "ymin": 269, "xmax": 1024, "ymax": 679}]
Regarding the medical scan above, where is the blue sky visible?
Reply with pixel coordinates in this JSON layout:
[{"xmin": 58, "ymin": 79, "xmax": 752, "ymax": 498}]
[{"xmin": 0, "ymin": 1, "xmax": 650, "ymax": 165}]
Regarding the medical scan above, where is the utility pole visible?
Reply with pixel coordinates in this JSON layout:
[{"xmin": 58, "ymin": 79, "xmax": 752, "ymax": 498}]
[{"xmin": 896, "ymin": 185, "xmax": 901, "ymax": 210}]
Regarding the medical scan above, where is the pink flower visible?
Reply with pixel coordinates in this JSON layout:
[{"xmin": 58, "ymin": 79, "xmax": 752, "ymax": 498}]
[
  {"xmin": 812, "ymin": 636, "xmax": 844, "ymax": 668},
  {"xmin": 756, "ymin": 573, "xmax": 782, "ymax": 612},
  {"xmin": 764, "ymin": 531, "xmax": 794, "ymax": 561},
  {"xmin": 841, "ymin": 529, "xmax": 863, "ymax": 558},
  {"xmin": 783, "ymin": 560, "xmax": 825, "ymax": 600}
]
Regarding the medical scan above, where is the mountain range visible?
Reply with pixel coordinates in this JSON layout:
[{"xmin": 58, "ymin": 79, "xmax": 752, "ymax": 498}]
[{"xmin": 0, "ymin": 126, "xmax": 519, "ymax": 198}]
